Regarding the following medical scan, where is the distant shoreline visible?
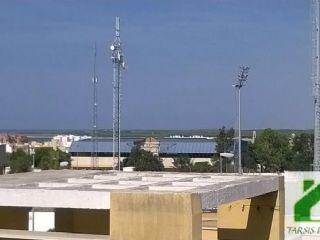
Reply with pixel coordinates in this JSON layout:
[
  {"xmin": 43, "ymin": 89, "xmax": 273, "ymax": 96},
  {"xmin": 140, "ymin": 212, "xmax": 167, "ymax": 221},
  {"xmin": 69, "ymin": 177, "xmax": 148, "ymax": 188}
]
[{"xmin": 0, "ymin": 129, "xmax": 313, "ymax": 140}]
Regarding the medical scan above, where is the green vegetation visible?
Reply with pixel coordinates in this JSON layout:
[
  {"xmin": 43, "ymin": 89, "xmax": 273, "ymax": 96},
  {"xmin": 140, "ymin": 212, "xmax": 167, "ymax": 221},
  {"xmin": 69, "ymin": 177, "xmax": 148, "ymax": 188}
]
[
  {"xmin": 248, "ymin": 129, "xmax": 313, "ymax": 172},
  {"xmin": 173, "ymin": 155, "xmax": 220, "ymax": 173},
  {"xmin": 287, "ymin": 133, "xmax": 313, "ymax": 171},
  {"xmin": 248, "ymin": 129, "xmax": 290, "ymax": 172},
  {"xmin": 216, "ymin": 126, "xmax": 234, "ymax": 153},
  {"xmin": 191, "ymin": 162, "xmax": 214, "ymax": 173},
  {"xmin": 35, "ymin": 147, "xmax": 70, "ymax": 170},
  {"xmin": 173, "ymin": 155, "xmax": 192, "ymax": 172},
  {"xmin": 173, "ymin": 155, "xmax": 221, "ymax": 172},
  {"xmin": 9, "ymin": 149, "xmax": 32, "ymax": 173},
  {"xmin": 123, "ymin": 147, "xmax": 164, "ymax": 171}
]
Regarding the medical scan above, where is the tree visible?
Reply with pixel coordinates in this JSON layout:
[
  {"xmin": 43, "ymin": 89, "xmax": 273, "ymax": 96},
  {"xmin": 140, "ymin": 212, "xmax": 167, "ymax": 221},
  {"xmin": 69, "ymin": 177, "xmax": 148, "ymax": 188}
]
[
  {"xmin": 173, "ymin": 155, "xmax": 192, "ymax": 172},
  {"xmin": 35, "ymin": 147, "xmax": 60, "ymax": 170},
  {"xmin": 9, "ymin": 149, "xmax": 32, "ymax": 173},
  {"xmin": 57, "ymin": 149, "xmax": 71, "ymax": 167},
  {"xmin": 216, "ymin": 126, "xmax": 235, "ymax": 153},
  {"xmin": 249, "ymin": 129, "xmax": 290, "ymax": 172},
  {"xmin": 191, "ymin": 162, "xmax": 213, "ymax": 173},
  {"xmin": 286, "ymin": 133, "xmax": 313, "ymax": 171},
  {"xmin": 123, "ymin": 147, "xmax": 164, "ymax": 171},
  {"xmin": 210, "ymin": 155, "xmax": 220, "ymax": 172},
  {"xmin": 242, "ymin": 143, "xmax": 258, "ymax": 172}
]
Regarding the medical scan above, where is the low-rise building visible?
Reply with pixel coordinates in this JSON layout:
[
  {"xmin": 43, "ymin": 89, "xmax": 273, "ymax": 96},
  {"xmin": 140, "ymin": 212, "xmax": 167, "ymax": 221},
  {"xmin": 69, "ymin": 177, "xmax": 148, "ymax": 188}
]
[{"xmin": 69, "ymin": 137, "xmax": 217, "ymax": 169}]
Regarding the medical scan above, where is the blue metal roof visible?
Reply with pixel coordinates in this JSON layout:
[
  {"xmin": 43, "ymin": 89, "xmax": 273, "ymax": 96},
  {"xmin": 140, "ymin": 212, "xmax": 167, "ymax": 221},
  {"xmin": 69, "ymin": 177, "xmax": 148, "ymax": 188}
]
[
  {"xmin": 159, "ymin": 141, "xmax": 216, "ymax": 154},
  {"xmin": 69, "ymin": 140, "xmax": 134, "ymax": 153},
  {"xmin": 69, "ymin": 139, "xmax": 216, "ymax": 154}
]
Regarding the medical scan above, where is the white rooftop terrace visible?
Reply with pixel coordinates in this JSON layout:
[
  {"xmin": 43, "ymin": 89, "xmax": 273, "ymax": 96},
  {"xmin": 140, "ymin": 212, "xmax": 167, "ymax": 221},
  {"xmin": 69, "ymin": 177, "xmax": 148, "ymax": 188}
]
[{"xmin": 0, "ymin": 170, "xmax": 281, "ymax": 210}]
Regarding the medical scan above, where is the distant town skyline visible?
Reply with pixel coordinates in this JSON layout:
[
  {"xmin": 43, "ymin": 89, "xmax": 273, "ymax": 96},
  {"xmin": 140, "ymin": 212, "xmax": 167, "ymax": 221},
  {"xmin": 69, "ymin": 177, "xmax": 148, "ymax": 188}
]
[{"xmin": 0, "ymin": 0, "xmax": 312, "ymax": 130}]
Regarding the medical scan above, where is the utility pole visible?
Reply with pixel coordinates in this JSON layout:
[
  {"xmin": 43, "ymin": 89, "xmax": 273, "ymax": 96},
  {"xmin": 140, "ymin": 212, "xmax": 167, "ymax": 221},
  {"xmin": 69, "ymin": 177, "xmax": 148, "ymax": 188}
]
[
  {"xmin": 110, "ymin": 17, "xmax": 125, "ymax": 170},
  {"xmin": 313, "ymin": 0, "xmax": 320, "ymax": 171},
  {"xmin": 233, "ymin": 66, "xmax": 249, "ymax": 174},
  {"xmin": 91, "ymin": 43, "xmax": 98, "ymax": 168}
]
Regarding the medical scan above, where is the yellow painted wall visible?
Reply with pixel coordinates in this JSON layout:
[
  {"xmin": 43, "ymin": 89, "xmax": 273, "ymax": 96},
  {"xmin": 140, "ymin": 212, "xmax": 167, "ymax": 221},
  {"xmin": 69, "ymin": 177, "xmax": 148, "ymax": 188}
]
[
  {"xmin": 110, "ymin": 192, "xmax": 202, "ymax": 240},
  {"xmin": 202, "ymin": 211, "xmax": 218, "ymax": 240},
  {"xmin": 217, "ymin": 177, "xmax": 284, "ymax": 240}
]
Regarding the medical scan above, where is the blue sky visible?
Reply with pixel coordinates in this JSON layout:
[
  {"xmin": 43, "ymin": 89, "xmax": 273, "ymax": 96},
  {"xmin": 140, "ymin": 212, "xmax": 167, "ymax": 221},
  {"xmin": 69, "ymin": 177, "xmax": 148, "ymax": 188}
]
[{"xmin": 0, "ymin": 0, "xmax": 313, "ymax": 130}]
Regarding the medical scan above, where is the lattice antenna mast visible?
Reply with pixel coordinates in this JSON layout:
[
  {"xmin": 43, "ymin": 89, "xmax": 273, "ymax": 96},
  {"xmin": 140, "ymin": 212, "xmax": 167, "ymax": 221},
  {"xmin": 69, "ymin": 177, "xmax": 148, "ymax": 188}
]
[
  {"xmin": 91, "ymin": 43, "xmax": 98, "ymax": 168},
  {"xmin": 313, "ymin": 0, "xmax": 320, "ymax": 171},
  {"xmin": 110, "ymin": 17, "xmax": 125, "ymax": 170},
  {"xmin": 233, "ymin": 66, "xmax": 249, "ymax": 174}
]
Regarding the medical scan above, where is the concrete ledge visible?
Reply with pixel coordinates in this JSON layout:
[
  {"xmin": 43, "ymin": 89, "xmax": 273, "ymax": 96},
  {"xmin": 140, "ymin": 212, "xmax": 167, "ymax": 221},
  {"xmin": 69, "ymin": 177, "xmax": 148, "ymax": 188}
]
[
  {"xmin": 200, "ymin": 176, "xmax": 279, "ymax": 209},
  {"xmin": 0, "ymin": 171, "xmax": 281, "ymax": 211},
  {"xmin": 0, "ymin": 189, "xmax": 110, "ymax": 209}
]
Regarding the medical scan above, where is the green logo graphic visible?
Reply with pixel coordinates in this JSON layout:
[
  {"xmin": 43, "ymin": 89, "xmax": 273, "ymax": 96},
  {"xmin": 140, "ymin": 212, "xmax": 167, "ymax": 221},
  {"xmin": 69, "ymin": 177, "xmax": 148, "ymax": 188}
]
[{"xmin": 295, "ymin": 180, "xmax": 320, "ymax": 222}]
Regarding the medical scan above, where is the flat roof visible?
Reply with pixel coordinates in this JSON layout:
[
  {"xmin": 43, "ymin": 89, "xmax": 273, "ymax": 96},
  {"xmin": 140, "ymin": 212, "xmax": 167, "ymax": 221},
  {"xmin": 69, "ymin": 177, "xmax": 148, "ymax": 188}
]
[{"xmin": 0, "ymin": 170, "xmax": 280, "ymax": 210}]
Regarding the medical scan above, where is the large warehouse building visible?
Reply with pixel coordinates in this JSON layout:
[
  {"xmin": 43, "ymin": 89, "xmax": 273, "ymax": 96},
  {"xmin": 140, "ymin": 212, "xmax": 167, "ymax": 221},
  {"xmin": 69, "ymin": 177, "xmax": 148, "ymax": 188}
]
[{"xmin": 69, "ymin": 137, "xmax": 217, "ymax": 169}]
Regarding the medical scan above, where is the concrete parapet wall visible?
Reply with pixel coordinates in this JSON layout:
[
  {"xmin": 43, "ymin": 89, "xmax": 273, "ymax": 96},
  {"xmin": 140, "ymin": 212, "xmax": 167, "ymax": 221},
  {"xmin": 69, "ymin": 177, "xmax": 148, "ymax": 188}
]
[{"xmin": 110, "ymin": 192, "xmax": 202, "ymax": 240}]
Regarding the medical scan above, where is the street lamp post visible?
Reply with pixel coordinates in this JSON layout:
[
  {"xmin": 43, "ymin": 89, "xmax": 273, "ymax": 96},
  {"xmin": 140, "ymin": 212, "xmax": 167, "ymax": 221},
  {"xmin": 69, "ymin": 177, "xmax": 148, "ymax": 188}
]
[{"xmin": 233, "ymin": 66, "xmax": 249, "ymax": 174}]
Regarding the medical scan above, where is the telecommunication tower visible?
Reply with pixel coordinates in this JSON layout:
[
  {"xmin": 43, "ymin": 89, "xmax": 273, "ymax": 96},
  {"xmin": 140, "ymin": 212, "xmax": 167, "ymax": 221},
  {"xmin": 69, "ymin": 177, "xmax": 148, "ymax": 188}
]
[
  {"xmin": 91, "ymin": 43, "xmax": 98, "ymax": 168},
  {"xmin": 313, "ymin": 0, "xmax": 320, "ymax": 171},
  {"xmin": 233, "ymin": 66, "xmax": 249, "ymax": 174},
  {"xmin": 110, "ymin": 17, "xmax": 125, "ymax": 170}
]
